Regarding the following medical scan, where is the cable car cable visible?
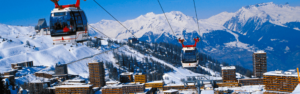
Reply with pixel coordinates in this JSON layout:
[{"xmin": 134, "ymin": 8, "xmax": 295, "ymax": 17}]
[
  {"xmin": 93, "ymin": 0, "xmax": 137, "ymax": 38},
  {"xmin": 193, "ymin": 0, "xmax": 200, "ymax": 35},
  {"xmin": 157, "ymin": 0, "xmax": 177, "ymax": 38},
  {"xmin": 193, "ymin": 0, "xmax": 204, "ymax": 66},
  {"xmin": 89, "ymin": 24, "xmax": 111, "ymax": 38}
]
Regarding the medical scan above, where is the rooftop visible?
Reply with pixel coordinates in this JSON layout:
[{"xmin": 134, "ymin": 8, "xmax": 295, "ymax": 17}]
[
  {"xmin": 238, "ymin": 78, "xmax": 261, "ymax": 80},
  {"xmin": 106, "ymin": 81, "xmax": 120, "ymax": 84},
  {"xmin": 102, "ymin": 85, "xmax": 123, "ymax": 89},
  {"xmin": 55, "ymin": 84, "xmax": 92, "ymax": 88},
  {"xmin": 263, "ymin": 69, "xmax": 299, "ymax": 77},
  {"xmin": 3, "ymin": 75, "xmax": 14, "ymax": 77},
  {"xmin": 11, "ymin": 61, "xmax": 32, "ymax": 64},
  {"xmin": 88, "ymin": 60, "xmax": 101, "ymax": 64},
  {"xmin": 121, "ymin": 72, "xmax": 133, "ymax": 75},
  {"xmin": 164, "ymin": 89, "xmax": 179, "ymax": 93},
  {"xmin": 122, "ymin": 82, "xmax": 145, "ymax": 86},
  {"xmin": 254, "ymin": 50, "xmax": 266, "ymax": 54},
  {"xmin": 222, "ymin": 66, "xmax": 236, "ymax": 70},
  {"xmin": 164, "ymin": 83, "xmax": 195, "ymax": 87},
  {"xmin": 146, "ymin": 80, "xmax": 163, "ymax": 83},
  {"xmin": 30, "ymin": 80, "xmax": 44, "ymax": 83}
]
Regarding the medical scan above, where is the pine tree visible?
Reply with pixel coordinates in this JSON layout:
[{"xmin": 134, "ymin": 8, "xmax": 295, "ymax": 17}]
[{"xmin": 0, "ymin": 74, "xmax": 6, "ymax": 94}]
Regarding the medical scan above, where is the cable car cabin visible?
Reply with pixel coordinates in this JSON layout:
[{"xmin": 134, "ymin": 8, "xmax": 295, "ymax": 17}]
[
  {"xmin": 50, "ymin": 7, "xmax": 88, "ymax": 45},
  {"xmin": 181, "ymin": 47, "xmax": 198, "ymax": 67},
  {"xmin": 178, "ymin": 37, "xmax": 200, "ymax": 68},
  {"xmin": 35, "ymin": 18, "xmax": 48, "ymax": 33},
  {"xmin": 128, "ymin": 38, "xmax": 139, "ymax": 44}
]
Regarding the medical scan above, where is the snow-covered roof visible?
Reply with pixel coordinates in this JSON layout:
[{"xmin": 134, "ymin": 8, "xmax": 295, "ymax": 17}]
[
  {"xmin": 201, "ymin": 90, "xmax": 214, "ymax": 94},
  {"xmin": 106, "ymin": 81, "xmax": 120, "ymax": 84},
  {"xmin": 264, "ymin": 69, "xmax": 298, "ymax": 77},
  {"xmin": 120, "ymin": 72, "xmax": 133, "ymax": 75},
  {"xmin": 102, "ymin": 85, "xmax": 122, "ymax": 89},
  {"xmin": 254, "ymin": 50, "xmax": 266, "ymax": 54},
  {"xmin": 215, "ymin": 87, "xmax": 228, "ymax": 91},
  {"xmin": 122, "ymin": 82, "xmax": 144, "ymax": 86},
  {"xmin": 163, "ymin": 89, "xmax": 178, "ymax": 93},
  {"xmin": 88, "ymin": 60, "xmax": 100, "ymax": 64},
  {"xmin": 55, "ymin": 84, "xmax": 92, "ymax": 88},
  {"xmin": 238, "ymin": 78, "xmax": 261, "ymax": 80},
  {"xmin": 205, "ymin": 84, "xmax": 212, "ymax": 87},
  {"xmin": 68, "ymin": 79, "xmax": 85, "ymax": 82},
  {"xmin": 136, "ymin": 73, "xmax": 143, "ymax": 75},
  {"xmin": 146, "ymin": 80, "xmax": 163, "ymax": 83},
  {"xmin": 11, "ymin": 62, "xmax": 26, "ymax": 64},
  {"xmin": 164, "ymin": 83, "xmax": 195, "ymax": 87},
  {"xmin": 4, "ymin": 75, "xmax": 14, "ymax": 77},
  {"xmin": 221, "ymin": 66, "xmax": 236, "ymax": 70},
  {"xmin": 30, "ymin": 80, "xmax": 44, "ymax": 83}
]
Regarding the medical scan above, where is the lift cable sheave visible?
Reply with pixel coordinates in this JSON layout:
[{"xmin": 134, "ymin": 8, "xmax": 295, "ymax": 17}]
[
  {"xmin": 93, "ymin": 0, "xmax": 137, "ymax": 38},
  {"xmin": 178, "ymin": 37, "xmax": 200, "ymax": 48},
  {"xmin": 50, "ymin": 0, "xmax": 85, "ymax": 9}
]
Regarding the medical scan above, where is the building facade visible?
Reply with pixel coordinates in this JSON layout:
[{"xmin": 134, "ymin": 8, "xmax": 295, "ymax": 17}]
[
  {"xmin": 122, "ymin": 83, "xmax": 145, "ymax": 93},
  {"xmin": 163, "ymin": 89, "xmax": 179, "ymax": 94},
  {"xmin": 238, "ymin": 78, "xmax": 263, "ymax": 86},
  {"xmin": 145, "ymin": 80, "xmax": 164, "ymax": 90},
  {"xmin": 253, "ymin": 51, "xmax": 267, "ymax": 78},
  {"xmin": 221, "ymin": 66, "xmax": 237, "ymax": 82},
  {"xmin": 134, "ymin": 73, "xmax": 147, "ymax": 83},
  {"xmin": 120, "ymin": 72, "xmax": 133, "ymax": 83},
  {"xmin": 11, "ymin": 61, "xmax": 33, "ymax": 69},
  {"xmin": 55, "ymin": 85, "xmax": 93, "ymax": 94},
  {"xmin": 29, "ymin": 81, "xmax": 48, "ymax": 94},
  {"xmin": 263, "ymin": 70, "xmax": 299, "ymax": 93},
  {"xmin": 88, "ymin": 61, "xmax": 105, "ymax": 87},
  {"xmin": 55, "ymin": 64, "xmax": 68, "ymax": 75},
  {"xmin": 35, "ymin": 72, "xmax": 53, "ymax": 78},
  {"xmin": 163, "ymin": 84, "xmax": 196, "ymax": 91},
  {"xmin": 102, "ymin": 86, "xmax": 123, "ymax": 94}
]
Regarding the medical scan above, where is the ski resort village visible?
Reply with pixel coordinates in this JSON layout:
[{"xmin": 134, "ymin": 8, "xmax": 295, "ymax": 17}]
[{"xmin": 1, "ymin": 0, "xmax": 300, "ymax": 94}]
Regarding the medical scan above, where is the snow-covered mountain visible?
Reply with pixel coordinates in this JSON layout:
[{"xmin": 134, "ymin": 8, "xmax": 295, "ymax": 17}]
[
  {"xmin": 224, "ymin": 2, "xmax": 300, "ymax": 32},
  {"xmin": 90, "ymin": 11, "xmax": 224, "ymax": 39},
  {"xmin": 91, "ymin": 2, "xmax": 300, "ymax": 71},
  {"xmin": 0, "ymin": 24, "xmax": 227, "ymax": 86}
]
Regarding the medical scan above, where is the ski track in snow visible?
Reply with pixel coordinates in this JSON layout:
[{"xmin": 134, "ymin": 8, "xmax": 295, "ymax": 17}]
[{"xmin": 116, "ymin": 45, "xmax": 222, "ymax": 84}]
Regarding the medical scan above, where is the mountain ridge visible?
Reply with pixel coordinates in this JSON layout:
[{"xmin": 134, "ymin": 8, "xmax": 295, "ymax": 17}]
[{"xmin": 90, "ymin": 2, "xmax": 300, "ymax": 71}]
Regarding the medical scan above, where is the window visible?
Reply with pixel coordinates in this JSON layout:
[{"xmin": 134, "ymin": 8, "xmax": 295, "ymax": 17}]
[
  {"xmin": 53, "ymin": 12, "xmax": 66, "ymax": 16},
  {"xmin": 71, "ymin": 11, "xmax": 84, "ymax": 31}
]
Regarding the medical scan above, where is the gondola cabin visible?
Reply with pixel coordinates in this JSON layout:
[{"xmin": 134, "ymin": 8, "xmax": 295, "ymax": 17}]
[
  {"xmin": 181, "ymin": 47, "xmax": 198, "ymax": 67},
  {"xmin": 128, "ymin": 37, "xmax": 139, "ymax": 44},
  {"xmin": 178, "ymin": 37, "xmax": 200, "ymax": 68},
  {"xmin": 50, "ymin": 0, "xmax": 88, "ymax": 45}
]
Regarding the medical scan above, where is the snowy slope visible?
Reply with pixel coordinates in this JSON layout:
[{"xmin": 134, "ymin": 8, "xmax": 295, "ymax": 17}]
[
  {"xmin": 115, "ymin": 45, "xmax": 222, "ymax": 84},
  {"xmin": 0, "ymin": 24, "xmax": 35, "ymax": 36},
  {"xmin": 0, "ymin": 24, "xmax": 118, "ymax": 75},
  {"xmin": 292, "ymin": 84, "xmax": 300, "ymax": 94}
]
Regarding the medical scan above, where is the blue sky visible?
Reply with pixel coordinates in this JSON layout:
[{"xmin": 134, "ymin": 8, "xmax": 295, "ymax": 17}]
[{"xmin": 1, "ymin": 0, "xmax": 300, "ymax": 26}]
